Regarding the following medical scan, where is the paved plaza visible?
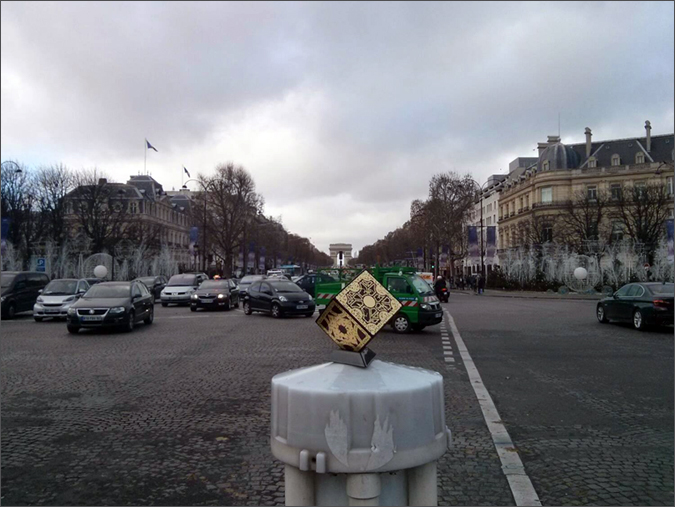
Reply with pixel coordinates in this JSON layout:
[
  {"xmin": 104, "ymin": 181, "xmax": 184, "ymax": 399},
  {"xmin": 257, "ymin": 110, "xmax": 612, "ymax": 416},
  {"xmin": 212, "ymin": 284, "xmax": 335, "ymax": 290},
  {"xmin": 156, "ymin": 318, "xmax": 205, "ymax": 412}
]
[{"xmin": 1, "ymin": 295, "xmax": 673, "ymax": 506}]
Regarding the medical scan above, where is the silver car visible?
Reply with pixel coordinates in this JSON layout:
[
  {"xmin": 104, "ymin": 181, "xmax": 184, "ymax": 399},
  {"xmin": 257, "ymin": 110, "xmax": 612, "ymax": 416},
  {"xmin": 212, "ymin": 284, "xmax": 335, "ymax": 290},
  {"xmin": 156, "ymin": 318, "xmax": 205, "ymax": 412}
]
[
  {"xmin": 160, "ymin": 273, "xmax": 208, "ymax": 306},
  {"xmin": 33, "ymin": 278, "xmax": 90, "ymax": 321}
]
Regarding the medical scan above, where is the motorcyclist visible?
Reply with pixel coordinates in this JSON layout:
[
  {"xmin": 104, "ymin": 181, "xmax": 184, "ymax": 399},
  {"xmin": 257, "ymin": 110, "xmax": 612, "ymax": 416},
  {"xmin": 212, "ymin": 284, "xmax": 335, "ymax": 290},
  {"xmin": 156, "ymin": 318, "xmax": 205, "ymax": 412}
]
[{"xmin": 434, "ymin": 275, "xmax": 449, "ymax": 302}]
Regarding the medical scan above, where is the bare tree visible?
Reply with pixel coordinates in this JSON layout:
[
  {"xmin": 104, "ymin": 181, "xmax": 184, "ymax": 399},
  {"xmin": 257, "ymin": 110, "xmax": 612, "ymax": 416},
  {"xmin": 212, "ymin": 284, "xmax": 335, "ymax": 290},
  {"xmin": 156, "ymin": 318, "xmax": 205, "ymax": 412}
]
[
  {"xmin": 34, "ymin": 163, "xmax": 75, "ymax": 245},
  {"xmin": 611, "ymin": 179, "xmax": 673, "ymax": 263},
  {"xmin": 557, "ymin": 188, "xmax": 609, "ymax": 252},
  {"xmin": 200, "ymin": 162, "xmax": 264, "ymax": 276}
]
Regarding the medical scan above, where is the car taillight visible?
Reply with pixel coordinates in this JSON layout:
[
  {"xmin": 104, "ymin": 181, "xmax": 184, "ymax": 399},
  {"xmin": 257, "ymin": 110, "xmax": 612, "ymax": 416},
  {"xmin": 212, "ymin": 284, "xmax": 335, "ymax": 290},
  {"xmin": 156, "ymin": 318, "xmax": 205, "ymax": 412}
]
[{"xmin": 653, "ymin": 299, "xmax": 672, "ymax": 309}]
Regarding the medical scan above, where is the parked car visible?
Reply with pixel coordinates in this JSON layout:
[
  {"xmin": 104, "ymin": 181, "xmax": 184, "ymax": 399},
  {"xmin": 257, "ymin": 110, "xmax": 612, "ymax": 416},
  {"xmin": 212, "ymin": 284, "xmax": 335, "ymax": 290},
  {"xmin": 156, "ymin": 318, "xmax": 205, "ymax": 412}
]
[
  {"xmin": 238, "ymin": 275, "xmax": 267, "ymax": 296},
  {"xmin": 33, "ymin": 278, "xmax": 90, "ymax": 321},
  {"xmin": 190, "ymin": 279, "xmax": 240, "ymax": 311},
  {"xmin": 243, "ymin": 279, "xmax": 315, "ymax": 318},
  {"xmin": 596, "ymin": 282, "xmax": 674, "ymax": 330},
  {"xmin": 1, "ymin": 271, "xmax": 50, "ymax": 319},
  {"xmin": 135, "ymin": 275, "xmax": 168, "ymax": 303},
  {"xmin": 160, "ymin": 273, "xmax": 206, "ymax": 306},
  {"xmin": 293, "ymin": 273, "xmax": 337, "ymax": 298},
  {"xmin": 66, "ymin": 281, "xmax": 154, "ymax": 334},
  {"xmin": 84, "ymin": 278, "xmax": 104, "ymax": 286}
]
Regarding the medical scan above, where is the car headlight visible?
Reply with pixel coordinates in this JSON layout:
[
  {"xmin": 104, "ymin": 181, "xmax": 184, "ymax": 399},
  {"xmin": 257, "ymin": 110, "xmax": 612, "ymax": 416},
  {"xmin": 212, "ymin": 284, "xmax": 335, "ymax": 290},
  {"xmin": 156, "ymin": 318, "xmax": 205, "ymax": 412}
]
[
  {"xmin": 217, "ymin": 294, "xmax": 225, "ymax": 299},
  {"xmin": 36, "ymin": 296, "xmax": 44, "ymax": 303},
  {"xmin": 63, "ymin": 296, "xmax": 76, "ymax": 303},
  {"xmin": 420, "ymin": 303, "xmax": 431, "ymax": 310},
  {"xmin": 191, "ymin": 294, "xmax": 199, "ymax": 300},
  {"xmin": 109, "ymin": 307, "xmax": 125, "ymax": 314},
  {"xmin": 308, "ymin": 295, "xmax": 313, "ymax": 301},
  {"xmin": 67, "ymin": 307, "xmax": 77, "ymax": 316},
  {"xmin": 278, "ymin": 295, "xmax": 288, "ymax": 302}
]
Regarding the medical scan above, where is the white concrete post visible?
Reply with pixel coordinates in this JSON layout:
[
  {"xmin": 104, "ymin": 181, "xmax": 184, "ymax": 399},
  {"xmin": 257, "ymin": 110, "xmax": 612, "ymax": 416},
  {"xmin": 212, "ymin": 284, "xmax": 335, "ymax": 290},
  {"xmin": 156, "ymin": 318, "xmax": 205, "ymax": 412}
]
[
  {"xmin": 285, "ymin": 464, "xmax": 314, "ymax": 506},
  {"xmin": 408, "ymin": 462, "xmax": 438, "ymax": 506},
  {"xmin": 346, "ymin": 474, "xmax": 381, "ymax": 506}
]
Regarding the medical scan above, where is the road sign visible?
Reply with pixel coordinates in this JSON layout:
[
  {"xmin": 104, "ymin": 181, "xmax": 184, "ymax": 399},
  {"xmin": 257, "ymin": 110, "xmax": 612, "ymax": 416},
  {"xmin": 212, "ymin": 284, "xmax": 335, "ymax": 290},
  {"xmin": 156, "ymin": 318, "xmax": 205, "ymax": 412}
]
[{"xmin": 36, "ymin": 258, "xmax": 46, "ymax": 272}]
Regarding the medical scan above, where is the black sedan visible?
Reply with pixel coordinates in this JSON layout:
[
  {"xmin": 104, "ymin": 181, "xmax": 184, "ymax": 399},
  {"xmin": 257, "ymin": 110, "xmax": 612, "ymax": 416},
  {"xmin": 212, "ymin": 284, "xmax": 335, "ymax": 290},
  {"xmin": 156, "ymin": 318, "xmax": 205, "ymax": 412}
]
[
  {"xmin": 135, "ymin": 275, "xmax": 168, "ymax": 303},
  {"xmin": 243, "ymin": 280, "xmax": 315, "ymax": 318},
  {"xmin": 238, "ymin": 275, "xmax": 267, "ymax": 296},
  {"xmin": 190, "ymin": 279, "xmax": 239, "ymax": 311},
  {"xmin": 66, "ymin": 281, "xmax": 154, "ymax": 334},
  {"xmin": 596, "ymin": 282, "xmax": 674, "ymax": 330}
]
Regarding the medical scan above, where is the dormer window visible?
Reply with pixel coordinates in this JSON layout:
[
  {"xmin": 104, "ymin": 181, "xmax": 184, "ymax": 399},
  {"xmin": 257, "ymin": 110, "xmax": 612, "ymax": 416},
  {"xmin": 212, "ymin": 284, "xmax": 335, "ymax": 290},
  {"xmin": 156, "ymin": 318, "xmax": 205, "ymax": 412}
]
[
  {"xmin": 611, "ymin": 154, "xmax": 621, "ymax": 166},
  {"xmin": 635, "ymin": 152, "xmax": 645, "ymax": 164},
  {"xmin": 542, "ymin": 160, "xmax": 550, "ymax": 171},
  {"xmin": 588, "ymin": 157, "xmax": 597, "ymax": 168}
]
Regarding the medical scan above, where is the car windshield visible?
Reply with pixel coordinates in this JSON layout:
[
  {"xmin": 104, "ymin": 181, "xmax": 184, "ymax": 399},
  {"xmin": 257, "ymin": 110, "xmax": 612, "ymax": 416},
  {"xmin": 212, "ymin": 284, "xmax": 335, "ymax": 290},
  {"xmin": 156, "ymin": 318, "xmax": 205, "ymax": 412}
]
[
  {"xmin": 167, "ymin": 275, "xmax": 196, "ymax": 286},
  {"xmin": 43, "ymin": 280, "xmax": 78, "ymax": 295},
  {"xmin": 1, "ymin": 274, "xmax": 16, "ymax": 288},
  {"xmin": 138, "ymin": 277, "xmax": 156, "ymax": 285},
  {"xmin": 199, "ymin": 281, "xmax": 229, "ymax": 290},
  {"xmin": 240, "ymin": 275, "xmax": 265, "ymax": 285},
  {"xmin": 648, "ymin": 284, "xmax": 674, "ymax": 295},
  {"xmin": 271, "ymin": 282, "xmax": 303, "ymax": 293},
  {"xmin": 84, "ymin": 285, "xmax": 131, "ymax": 298},
  {"xmin": 411, "ymin": 275, "xmax": 434, "ymax": 296}
]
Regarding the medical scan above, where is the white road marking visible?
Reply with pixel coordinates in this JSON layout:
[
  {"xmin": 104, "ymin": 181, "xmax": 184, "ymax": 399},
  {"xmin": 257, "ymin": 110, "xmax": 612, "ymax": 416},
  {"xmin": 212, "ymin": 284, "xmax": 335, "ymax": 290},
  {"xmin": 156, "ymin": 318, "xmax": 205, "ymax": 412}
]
[{"xmin": 445, "ymin": 310, "xmax": 541, "ymax": 507}]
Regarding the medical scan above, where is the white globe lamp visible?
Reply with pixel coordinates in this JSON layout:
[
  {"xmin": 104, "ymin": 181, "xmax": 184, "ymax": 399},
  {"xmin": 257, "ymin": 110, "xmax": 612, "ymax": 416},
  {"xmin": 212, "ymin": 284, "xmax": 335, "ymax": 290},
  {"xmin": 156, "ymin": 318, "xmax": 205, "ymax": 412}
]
[
  {"xmin": 574, "ymin": 267, "xmax": 588, "ymax": 281},
  {"xmin": 93, "ymin": 265, "xmax": 108, "ymax": 279}
]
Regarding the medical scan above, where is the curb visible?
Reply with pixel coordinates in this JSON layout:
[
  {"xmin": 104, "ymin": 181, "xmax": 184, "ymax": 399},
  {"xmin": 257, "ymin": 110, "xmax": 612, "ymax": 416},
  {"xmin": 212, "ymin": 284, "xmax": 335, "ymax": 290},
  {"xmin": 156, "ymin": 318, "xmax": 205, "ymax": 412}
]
[{"xmin": 451, "ymin": 291, "xmax": 602, "ymax": 301}]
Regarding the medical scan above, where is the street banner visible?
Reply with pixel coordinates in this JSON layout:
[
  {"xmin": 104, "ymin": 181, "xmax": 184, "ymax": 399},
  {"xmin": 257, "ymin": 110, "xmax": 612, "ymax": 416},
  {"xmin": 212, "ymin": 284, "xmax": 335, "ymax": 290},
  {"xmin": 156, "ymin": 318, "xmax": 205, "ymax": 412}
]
[
  {"xmin": 248, "ymin": 243, "xmax": 255, "ymax": 267},
  {"xmin": 259, "ymin": 247, "xmax": 266, "ymax": 271},
  {"xmin": 441, "ymin": 245, "xmax": 448, "ymax": 265},
  {"xmin": 667, "ymin": 219, "xmax": 674, "ymax": 263},
  {"xmin": 416, "ymin": 248, "xmax": 424, "ymax": 270},
  {"xmin": 237, "ymin": 246, "xmax": 244, "ymax": 268},
  {"xmin": 467, "ymin": 226, "xmax": 479, "ymax": 262},
  {"xmin": 189, "ymin": 226, "xmax": 198, "ymax": 256},
  {"xmin": 1, "ymin": 218, "xmax": 9, "ymax": 241},
  {"xmin": 486, "ymin": 226, "xmax": 496, "ymax": 259}
]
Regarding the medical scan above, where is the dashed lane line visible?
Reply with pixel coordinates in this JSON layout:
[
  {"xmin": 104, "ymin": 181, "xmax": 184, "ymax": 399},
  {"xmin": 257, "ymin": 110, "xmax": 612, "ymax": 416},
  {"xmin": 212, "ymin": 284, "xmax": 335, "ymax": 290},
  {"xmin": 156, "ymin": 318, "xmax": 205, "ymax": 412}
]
[{"xmin": 444, "ymin": 310, "xmax": 542, "ymax": 507}]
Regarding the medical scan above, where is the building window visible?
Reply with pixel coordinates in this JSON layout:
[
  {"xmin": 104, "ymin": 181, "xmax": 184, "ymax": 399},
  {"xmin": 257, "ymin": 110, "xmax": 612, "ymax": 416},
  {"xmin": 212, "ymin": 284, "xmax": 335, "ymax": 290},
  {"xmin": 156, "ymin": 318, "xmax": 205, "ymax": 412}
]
[
  {"xmin": 525, "ymin": 195, "xmax": 529, "ymax": 208},
  {"xmin": 610, "ymin": 183, "xmax": 622, "ymax": 200},
  {"xmin": 542, "ymin": 224, "xmax": 553, "ymax": 243},
  {"xmin": 635, "ymin": 181, "xmax": 647, "ymax": 198},
  {"xmin": 519, "ymin": 197, "xmax": 524, "ymax": 212},
  {"xmin": 129, "ymin": 202, "xmax": 138, "ymax": 214},
  {"xmin": 543, "ymin": 161, "xmax": 550, "ymax": 171},
  {"xmin": 667, "ymin": 177, "xmax": 673, "ymax": 196},
  {"xmin": 587, "ymin": 185, "xmax": 597, "ymax": 201},
  {"xmin": 635, "ymin": 152, "xmax": 645, "ymax": 164},
  {"xmin": 588, "ymin": 157, "xmax": 597, "ymax": 168},
  {"xmin": 611, "ymin": 154, "xmax": 621, "ymax": 166},
  {"xmin": 541, "ymin": 187, "xmax": 553, "ymax": 204},
  {"xmin": 611, "ymin": 221, "xmax": 624, "ymax": 242}
]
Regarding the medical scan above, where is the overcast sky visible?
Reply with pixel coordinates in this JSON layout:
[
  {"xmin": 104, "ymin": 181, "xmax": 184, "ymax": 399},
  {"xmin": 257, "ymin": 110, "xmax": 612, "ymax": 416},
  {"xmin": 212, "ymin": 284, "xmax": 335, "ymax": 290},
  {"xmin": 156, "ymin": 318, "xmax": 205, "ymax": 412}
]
[{"xmin": 2, "ymin": 1, "xmax": 673, "ymax": 255}]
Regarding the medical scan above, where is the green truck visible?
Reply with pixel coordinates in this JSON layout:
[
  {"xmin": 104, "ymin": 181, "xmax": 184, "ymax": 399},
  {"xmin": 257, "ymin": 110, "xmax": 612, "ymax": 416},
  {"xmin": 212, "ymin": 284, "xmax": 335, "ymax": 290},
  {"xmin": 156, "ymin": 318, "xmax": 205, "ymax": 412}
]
[{"xmin": 314, "ymin": 266, "xmax": 443, "ymax": 333}]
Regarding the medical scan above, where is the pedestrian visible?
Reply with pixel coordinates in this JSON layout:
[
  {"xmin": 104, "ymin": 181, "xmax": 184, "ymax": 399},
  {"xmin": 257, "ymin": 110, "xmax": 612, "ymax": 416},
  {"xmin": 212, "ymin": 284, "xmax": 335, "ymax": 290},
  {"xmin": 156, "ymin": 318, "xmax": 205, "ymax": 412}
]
[{"xmin": 478, "ymin": 274, "xmax": 485, "ymax": 295}]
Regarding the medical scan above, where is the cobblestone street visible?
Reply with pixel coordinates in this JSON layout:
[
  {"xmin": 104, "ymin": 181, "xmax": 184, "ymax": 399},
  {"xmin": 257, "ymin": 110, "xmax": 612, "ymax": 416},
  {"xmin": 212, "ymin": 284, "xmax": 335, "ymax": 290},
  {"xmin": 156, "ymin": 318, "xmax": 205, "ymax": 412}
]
[{"xmin": 1, "ymin": 296, "xmax": 672, "ymax": 506}]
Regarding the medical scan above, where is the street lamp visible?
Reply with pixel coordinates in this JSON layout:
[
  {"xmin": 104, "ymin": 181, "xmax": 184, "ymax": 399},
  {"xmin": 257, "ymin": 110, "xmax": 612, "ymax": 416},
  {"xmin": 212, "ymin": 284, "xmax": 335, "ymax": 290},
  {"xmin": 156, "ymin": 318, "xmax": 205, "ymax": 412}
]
[
  {"xmin": 467, "ymin": 178, "xmax": 490, "ymax": 280},
  {"xmin": 182, "ymin": 179, "xmax": 210, "ymax": 273}
]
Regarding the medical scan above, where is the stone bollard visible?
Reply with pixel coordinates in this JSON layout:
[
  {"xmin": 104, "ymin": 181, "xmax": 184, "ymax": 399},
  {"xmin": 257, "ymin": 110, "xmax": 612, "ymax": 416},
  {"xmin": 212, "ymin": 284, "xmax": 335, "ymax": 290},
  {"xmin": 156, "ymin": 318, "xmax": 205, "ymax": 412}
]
[{"xmin": 271, "ymin": 360, "xmax": 451, "ymax": 506}]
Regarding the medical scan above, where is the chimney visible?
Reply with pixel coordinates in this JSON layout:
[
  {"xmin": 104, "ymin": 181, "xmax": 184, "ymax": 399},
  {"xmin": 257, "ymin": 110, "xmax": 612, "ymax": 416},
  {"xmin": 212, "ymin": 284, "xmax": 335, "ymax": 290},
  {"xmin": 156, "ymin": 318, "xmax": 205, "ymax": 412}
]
[
  {"xmin": 98, "ymin": 178, "xmax": 107, "ymax": 185},
  {"xmin": 645, "ymin": 120, "xmax": 652, "ymax": 152},
  {"xmin": 537, "ymin": 142, "xmax": 548, "ymax": 157},
  {"xmin": 547, "ymin": 135, "xmax": 561, "ymax": 144},
  {"xmin": 584, "ymin": 127, "xmax": 592, "ymax": 158}
]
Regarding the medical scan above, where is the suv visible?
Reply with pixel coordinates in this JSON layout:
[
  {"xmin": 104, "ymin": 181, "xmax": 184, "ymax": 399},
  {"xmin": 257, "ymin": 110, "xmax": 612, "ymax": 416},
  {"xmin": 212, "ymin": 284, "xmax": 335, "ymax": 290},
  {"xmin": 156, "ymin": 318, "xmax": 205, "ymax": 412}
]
[{"xmin": 1, "ymin": 271, "xmax": 51, "ymax": 319}]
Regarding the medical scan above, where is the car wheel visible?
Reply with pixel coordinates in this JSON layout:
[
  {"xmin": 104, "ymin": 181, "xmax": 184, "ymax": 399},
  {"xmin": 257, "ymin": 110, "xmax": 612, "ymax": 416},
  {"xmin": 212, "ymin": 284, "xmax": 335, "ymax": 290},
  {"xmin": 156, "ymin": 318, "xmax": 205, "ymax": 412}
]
[
  {"xmin": 243, "ymin": 302, "xmax": 252, "ymax": 315},
  {"xmin": 144, "ymin": 306, "xmax": 154, "ymax": 325},
  {"xmin": 67, "ymin": 325, "xmax": 79, "ymax": 334},
  {"xmin": 234, "ymin": 298, "xmax": 239, "ymax": 309},
  {"xmin": 271, "ymin": 303, "xmax": 282, "ymax": 319},
  {"xmin": 6, "ymin": 303, "xmax": 16, "ymax": 320},
  {"xmin": 633, "ymin": 309, "xmax": 646, "ymax": 331},
  {"xmin": 411, "ymin": 323, "xmax": 426, "ymax": 331},
  {"xmin": 305, "ymin": 312, "xmax": 314, "ymax": 318},
  {"xmin": 125, "ymin": 311, "xmax": 135, "ymax": 332},
  {"xmin": 190, "ymin": 306, "xmax": 197, "ymax": 312},
  {"xmin": 34, "ymin": 316, "xmax": 44, "ymax": 322},
  {"xmin": 391, "ymin": 313, "xmax": 410, "ymax": 333},
  {"xmin": 161, "ymin": 302, "xmax": 168, "ymax": 307},
  {"xmin": 596, "ymin": 304, "xmax": 609, "ymax": 323},
  {"xmin": 224, "ymin": 301, "xmax": 230, "ymax": 311}
]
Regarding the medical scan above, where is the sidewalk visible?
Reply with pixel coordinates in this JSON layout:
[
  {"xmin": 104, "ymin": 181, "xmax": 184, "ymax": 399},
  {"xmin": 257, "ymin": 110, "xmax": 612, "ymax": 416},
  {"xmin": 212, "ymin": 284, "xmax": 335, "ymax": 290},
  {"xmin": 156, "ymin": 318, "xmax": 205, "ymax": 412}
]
[{"xmin": 451, "ymin": 288, "xmax": 604, "ymax": 300}]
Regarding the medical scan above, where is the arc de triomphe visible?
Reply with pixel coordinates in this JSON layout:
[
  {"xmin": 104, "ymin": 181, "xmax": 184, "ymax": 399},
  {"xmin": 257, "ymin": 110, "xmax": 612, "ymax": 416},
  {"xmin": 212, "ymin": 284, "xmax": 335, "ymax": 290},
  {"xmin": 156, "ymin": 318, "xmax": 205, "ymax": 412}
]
[{"xmin": 329, "ymin": 243, "xmax": 352, "ymax": 267}]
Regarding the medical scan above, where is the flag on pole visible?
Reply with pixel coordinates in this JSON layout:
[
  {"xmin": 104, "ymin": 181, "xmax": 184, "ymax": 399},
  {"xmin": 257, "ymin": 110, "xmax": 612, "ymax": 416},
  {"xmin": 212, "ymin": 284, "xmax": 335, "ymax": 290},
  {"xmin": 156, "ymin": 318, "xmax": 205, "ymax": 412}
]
[
  {"xmin": 183, "ymin": 167, "xmax": 190, "ymax": 178},
  {"xmin": 146, "ymin": 139, "xmax": 158, "ymax": 152}
]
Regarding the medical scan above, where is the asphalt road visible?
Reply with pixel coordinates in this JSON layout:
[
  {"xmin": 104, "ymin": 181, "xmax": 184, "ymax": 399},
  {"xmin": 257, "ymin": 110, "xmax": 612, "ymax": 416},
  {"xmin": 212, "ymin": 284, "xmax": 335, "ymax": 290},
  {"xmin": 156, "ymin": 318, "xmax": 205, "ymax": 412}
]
[{"xmin": 1, "ymin": 296, "xmax": 672, "ymax": 506}]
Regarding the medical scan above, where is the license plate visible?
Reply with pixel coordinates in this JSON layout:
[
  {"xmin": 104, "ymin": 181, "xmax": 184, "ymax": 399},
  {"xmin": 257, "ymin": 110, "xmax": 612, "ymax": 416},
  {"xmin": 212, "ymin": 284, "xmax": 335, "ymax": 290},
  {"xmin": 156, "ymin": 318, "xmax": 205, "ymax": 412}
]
[
  {"xmin": 297, "ymin": 305, "xmax": 308, "ymax": 310},
  {"xmin": 81, "ymin": 316, "xmax": 103, "ymax": 322},
  {"xmin": 45, "ymin": 309, "xmax": 60, "ymax": 313},
  {"xmin": 435, "ymin": 312, "xmax": 442, "ymax": 318}
]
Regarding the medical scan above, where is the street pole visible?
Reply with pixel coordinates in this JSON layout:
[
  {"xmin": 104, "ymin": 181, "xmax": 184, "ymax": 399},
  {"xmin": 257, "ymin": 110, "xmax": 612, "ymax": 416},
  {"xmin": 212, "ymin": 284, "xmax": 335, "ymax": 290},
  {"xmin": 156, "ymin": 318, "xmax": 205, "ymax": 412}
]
[{"xmin": 480, "ymin": 193, "xmax": 485, "ymax": 279}]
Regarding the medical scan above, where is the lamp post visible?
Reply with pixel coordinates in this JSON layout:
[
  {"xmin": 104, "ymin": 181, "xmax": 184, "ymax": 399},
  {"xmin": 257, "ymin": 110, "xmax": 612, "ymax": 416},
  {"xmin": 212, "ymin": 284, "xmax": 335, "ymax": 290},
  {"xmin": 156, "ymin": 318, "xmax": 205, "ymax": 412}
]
[
  {"xmin": 468, "ymin": 178, "xmax": 490, "ymax": 280},
  {"xmin": 182, "ymin": 179, "xmax": 209, "ymax": 274}
]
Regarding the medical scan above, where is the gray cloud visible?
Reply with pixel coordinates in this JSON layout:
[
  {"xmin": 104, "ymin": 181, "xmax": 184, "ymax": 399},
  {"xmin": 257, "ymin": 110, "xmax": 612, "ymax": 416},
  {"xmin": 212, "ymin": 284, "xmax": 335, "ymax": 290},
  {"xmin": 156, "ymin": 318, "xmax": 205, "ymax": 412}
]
[{"xmin": 2, "ymin": 1, "xmax": 673, "ymax": 253}]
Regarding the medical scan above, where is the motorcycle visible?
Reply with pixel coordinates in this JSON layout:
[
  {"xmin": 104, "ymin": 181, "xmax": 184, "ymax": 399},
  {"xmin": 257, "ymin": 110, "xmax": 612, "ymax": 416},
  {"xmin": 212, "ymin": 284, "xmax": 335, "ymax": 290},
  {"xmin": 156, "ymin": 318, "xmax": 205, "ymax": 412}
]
[{"xmin": 436, "ymin": 287, "xmax": 449, "ymax": 303}]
